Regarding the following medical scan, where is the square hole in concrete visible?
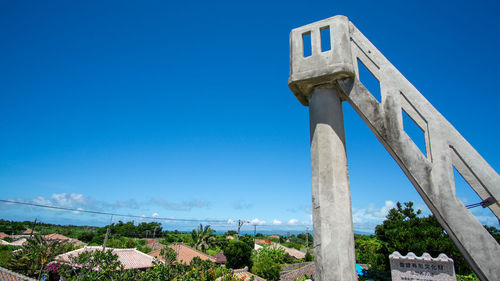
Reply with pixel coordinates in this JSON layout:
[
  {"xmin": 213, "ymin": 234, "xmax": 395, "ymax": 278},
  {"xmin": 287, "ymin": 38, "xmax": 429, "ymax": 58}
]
[
  {"xmin": 302, "ymin": 32, "xmax": 311, "ymax": 57},
  {"xmin": 320, "ymin": 26, "xmax": 331, "ymax": 52},
  {"xmin": 402, "ymin": 109, "xmax": 426, "ymax": 157},
  {"xmin": 357, "ymin": 58, "xmax": 381, "ymax": 103}
]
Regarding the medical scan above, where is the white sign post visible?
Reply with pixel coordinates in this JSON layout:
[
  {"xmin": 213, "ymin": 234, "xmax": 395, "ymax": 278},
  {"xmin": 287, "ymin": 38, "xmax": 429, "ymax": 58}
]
[{"xmin": 389, "ymin": 251, "xmax": 457, "ymax": 281}]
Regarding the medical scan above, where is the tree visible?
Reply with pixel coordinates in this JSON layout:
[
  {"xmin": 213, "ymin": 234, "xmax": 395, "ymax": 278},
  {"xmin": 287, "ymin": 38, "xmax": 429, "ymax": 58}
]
[
  {"xmin": 304, "ymin": 251, "xmax": 313, "ymax": 262},
  {"xmin": 251, "ymin": 246, "xmax": 285, "ymax": 281},
  {"xmin": 9, "ymin": 235, "xmax": 72, "ymax": 279},
  {"xmin": 57, "ymin": 249, "xmax": 128, "ymax": 280},
  {"xmin": 373, "ymin": 201, "xmax": 474, "ymax": 275},
  {"xmin": 224, "ymin": 241, "xmax": 252, "ymax": 269},
  {"xmin": 160, "ymin": 247, "xmax": 177, "ymax": 264},
  {"xmin": 239, "ymin": 234, "xmax": 254, "ymax": 249},
  {"xmin": 191, "ymin": 224, "xmax": 216, "ymax": 252}
]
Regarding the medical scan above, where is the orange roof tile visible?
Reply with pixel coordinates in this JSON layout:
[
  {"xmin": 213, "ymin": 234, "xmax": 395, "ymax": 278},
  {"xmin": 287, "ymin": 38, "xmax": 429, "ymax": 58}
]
[
  {"xmin": 43, "ymin": 233, "xmax": 86, "ymax": 246},
  {"xmin": 56, "ymin": 246, "xmax": 155, "ymax": 270},
  {"xmin": 280, "ymin": 262, "xmax": 314, "ymax": 281},
  {"xmin": 233, "ymin": 268, "xmax": 266, "ymax": 281},
  {"xmin": 0, "ymin": 233, "xmax": 9, "ymax": 239},
  {"xmin": 149, "ymin": 243, "xmax": 215, "ymax": 265},
  {"xmin": 0, "ymin": 266, "xmax": 37, "ymax": 281},
  {"xmin": 20, "ymin": 229, "xmax": 37, "ymax": 235}
]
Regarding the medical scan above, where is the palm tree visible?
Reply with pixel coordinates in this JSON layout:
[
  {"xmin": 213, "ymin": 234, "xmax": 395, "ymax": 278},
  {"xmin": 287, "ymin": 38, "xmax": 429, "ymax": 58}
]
[
  {"xmin": 191, "ymin": 224, "xmax": 215, "ymax": 252},
  {"xmin": 9, "ymin": 235, "xmax": 71, "ymax": 279}
]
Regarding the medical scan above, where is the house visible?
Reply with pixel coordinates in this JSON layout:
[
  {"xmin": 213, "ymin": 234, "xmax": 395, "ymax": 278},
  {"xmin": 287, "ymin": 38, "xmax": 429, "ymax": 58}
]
[
  {"xmin": 280, "ymin": 262, "xmax": 314, "ymax": 281},
  {"xmin": 55, "ymin": 246, "xmax": 155, "ymax": 270},
  {"xmin": 274, "ymin": 244, "xmax": 306, "ymax": 259},
  {"xmin": 269, "ymin": 235, "xmax": 280, "ymax": 239},
  {"xmin": 254, "ymin": 239, "xmax": 271, "ymax": 245},
  {"xmin": 0, "ymin": 266, "xmax": 37, "ymax": 281},
  {"xmin": 0, "ymin": 232, "xmax": 9, "ymax": 240},
  {"xmin": 226, "ymin": 235, "xmax": 234, "ymax": 240},
  {"xmin": 20, "ymin": 229, "xmax": 37, "ymax": 235},
  {"xmin": 232, "ymin": 267, "xmax": 266, "ymax": 281},
  {"xmin": 44, "ymin": 233, "xmax": 86, "ymax": 246},
  {"xmin": 8, "ymin": 238, "xmax": 27, "ymax": 247},
  {"xmin": 140, "ymin": 238, "xmax": 165, "ymax": 252},
  {"xmin": 148, "ymin": 243, "xmax": 216, "ymax": 265},
  {"xmin": 213, "ymin": 251, "xmax": 226, "ymax": 265}
]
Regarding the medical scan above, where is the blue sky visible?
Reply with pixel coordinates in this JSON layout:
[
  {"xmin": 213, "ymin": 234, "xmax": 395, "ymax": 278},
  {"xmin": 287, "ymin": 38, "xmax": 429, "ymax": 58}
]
[{"xmin": 1, "ymin": 0, "xmax": 499, "ymax": 234}]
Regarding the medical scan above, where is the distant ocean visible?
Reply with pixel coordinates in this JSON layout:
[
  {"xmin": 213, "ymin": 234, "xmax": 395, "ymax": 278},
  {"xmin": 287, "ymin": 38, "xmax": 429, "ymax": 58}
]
[{"xmin": 213, "ymin": 229, "xmax": 373, "ymax": 236}]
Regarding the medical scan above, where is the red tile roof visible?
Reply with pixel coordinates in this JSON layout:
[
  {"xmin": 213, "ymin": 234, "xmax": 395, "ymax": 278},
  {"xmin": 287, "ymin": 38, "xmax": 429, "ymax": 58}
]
[
  {"xmin": 20, "ymin": 229, "xmax": 36, "ymax": 235},
  {"xmin": 214, "ymin": 252, "xmax": 226, "ymax": 264},
  {"xmin": 0, "ymin": 266, "xmax": 36, "ymax": 281},
  {"xmin": 0, "ymin": 233, "xmax": 9, "ymax": 240},
  {"xmin": 233, "ymin": 268, "xmax": 266, "ymax": 281},
  {"xmin": 149, "ymin": 243, "xmax": 215, "ymax": 265},
  {"xmin": 255, "ymin": 239, "xmax": 271, "ymax": 245},
  {"xmin": 274, "ymin": 243, "xmax": 306, "ymax": 259},
  {"xmin": 280, "ymin": 262, "xmax": 315, "ymax": 281},
  {"xmin": 56, "ymin": 246, "xmax": 155, "ymax": 270},
  {"xmin": 43, "ymin": 233, "xmax": 86, "ymax": 246}
]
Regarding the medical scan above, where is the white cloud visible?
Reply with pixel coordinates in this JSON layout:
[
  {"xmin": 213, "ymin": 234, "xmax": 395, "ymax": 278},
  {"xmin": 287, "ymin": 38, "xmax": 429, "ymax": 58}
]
[
  {"xmin": 50, "ymin": 193, "xmax": 86, "ymax": 208},
  {"xmin": 227, "ymin": 219, "xmax": 234, "ymax": 224},
  {"xmin": 32, "ymin": 196, "xmax": 52, "ymax": 206},
  {"xmin": 352, "ymin": 200, "xmax": 398, "ymax": 233},
  {"xmin": 152, "ymin": 212, "xmax": 159, "ymax": 218},
  {"xmin": 272, "ymin": 219, "xmax": 282, "ymax": 225},
  {"xmin": 250, "ymin": 218, "xmax": 266, "ymax": 225},
  {"xmin": 288, "ymin": 219, "xmax": 298, "ymax": 225}
]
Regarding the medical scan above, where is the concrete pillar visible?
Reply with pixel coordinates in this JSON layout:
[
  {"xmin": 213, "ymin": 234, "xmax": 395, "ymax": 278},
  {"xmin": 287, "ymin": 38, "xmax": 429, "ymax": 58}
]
[{"xmin": 309, "ymin": 86, "xmax": 357, "ymax": 281}]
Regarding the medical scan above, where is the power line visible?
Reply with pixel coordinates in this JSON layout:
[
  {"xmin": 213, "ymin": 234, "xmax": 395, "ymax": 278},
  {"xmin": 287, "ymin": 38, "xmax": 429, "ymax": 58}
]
[{"xmin": 0, "ymin": 199, "xmax": 230, "ymax": 224}]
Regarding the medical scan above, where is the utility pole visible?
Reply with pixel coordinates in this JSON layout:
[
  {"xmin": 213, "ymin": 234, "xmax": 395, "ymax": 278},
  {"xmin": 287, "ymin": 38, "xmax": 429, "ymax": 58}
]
[
  {"xmin": 103, "ymin": 215, "xmax": 113, "ymax": 251},
  {"xmin": 237, "ymin": 219, "xmax": 249, "ymax": 242},
  {"xmin": 305, "ymin": 226, "xmax": 309, "ymax": 249},
  {"xmin": 253, "ymin": 224, "xmax": 257, "ymax": 243},
  {"xmin": 29, "ymin": 218, "xmax": 37, "ymax": 239}
]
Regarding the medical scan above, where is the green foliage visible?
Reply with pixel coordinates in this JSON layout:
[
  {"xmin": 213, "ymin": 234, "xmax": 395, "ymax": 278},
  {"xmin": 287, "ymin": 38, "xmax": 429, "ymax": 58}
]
[
  {"xmin": 0, "ymin": 245, "xmax": 19, "ymax": 267},
  {"xmin": 456, "ymin": 273, "xmax": 479, "ymax": 281},
  {"xmin": 373, "ymin": 201, "xmax": 492, "ymax": 276},
  {"xmin": 160, "ymin": 247, "xmax": 177, "ymax": 264},
  {"xmin": 281, "ymin": 241, "xmax": 302, "ymax": 250},
  {"xmin": 251, "ymin": 246, "xmax": 285, "ymax": 281},
  {"xmin": 354, "ymin": 234, "xmax": 384, "ymax": 271},
  {"xmin": 239, "ymin": 234, "xmax": 254, "ymax": 249},
  {"xmin": 484, "ymin": 225, "xmax": 500, "ymax": 243},
  {"xmin": 191, "ymin": 224, "xmax": 216, "ymax": 252},
  {"xmin": 224, "ymin": 241, "xmax": 252, "ymax": 269},
  {"xmin": 214, "ymin": 235, "xmax": 229, "ymax": 251},
  {"xmin": 304, "ymin": 251, "xmax": 313, "ymax": 262},
  {"xmin": 56, "ymin": 248, "xmax": 242, "ymax": 280},
  {"xmin": 108, "ymin": 221, "xmax": 163, "ymax": 238},
  {"xmin": 57, "ymin": 249, "xmax": 126, "ymax": 280},
  {"xmin": 8, "ymin": 235, "xmax": 73, "ymax": 279},
  {"xmin": 296, "ymin": 232, "xmax": 313, "ymax": 248}
]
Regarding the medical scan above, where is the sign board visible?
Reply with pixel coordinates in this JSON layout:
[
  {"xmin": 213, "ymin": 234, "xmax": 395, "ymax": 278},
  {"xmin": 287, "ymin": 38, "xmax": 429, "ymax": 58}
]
[{"xmin": 389, "ymin": 251, "xmax": 456, "ymax": 281}]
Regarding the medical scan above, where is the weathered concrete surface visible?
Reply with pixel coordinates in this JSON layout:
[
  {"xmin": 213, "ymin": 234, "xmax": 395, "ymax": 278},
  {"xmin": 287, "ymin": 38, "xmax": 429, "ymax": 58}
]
[
  {"xmin": 309, "ymin": 86, "xmax": 357, "ymax": 281},
  {"xmin": 289, "ymin": 15, "xmax": 354, "ymax": 105},
  {"xmin": 289, "ymin": 15, "xmax": 500, "ymax": 281}
]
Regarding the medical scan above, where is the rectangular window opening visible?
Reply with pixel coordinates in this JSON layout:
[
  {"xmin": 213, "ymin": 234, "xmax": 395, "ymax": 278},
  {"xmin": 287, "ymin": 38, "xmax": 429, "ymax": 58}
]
[
  {"xmin": 357, "ymin": 58, "xmax": 381, "ymax": 102},
  {"xmin": 402, "ymin": 109, "xmax": 426, "ymax": 157},
  {"xmin": 302, "ymin": 32, "xmax": 312, "ymax": 57},
  {"xmin": 320, "ymin": 26, "xmax": 331, "ymax": 52}
]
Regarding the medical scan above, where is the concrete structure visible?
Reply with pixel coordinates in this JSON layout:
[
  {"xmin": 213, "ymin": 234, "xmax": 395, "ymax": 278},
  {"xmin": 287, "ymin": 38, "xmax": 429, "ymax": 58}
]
[
  {"xmin": 289, "ymin": 15, "xmax": 500, "ymax": 281},
  {"xmin": 389, "ymin": 251, "xmax": 456, "ymax": 281}
]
